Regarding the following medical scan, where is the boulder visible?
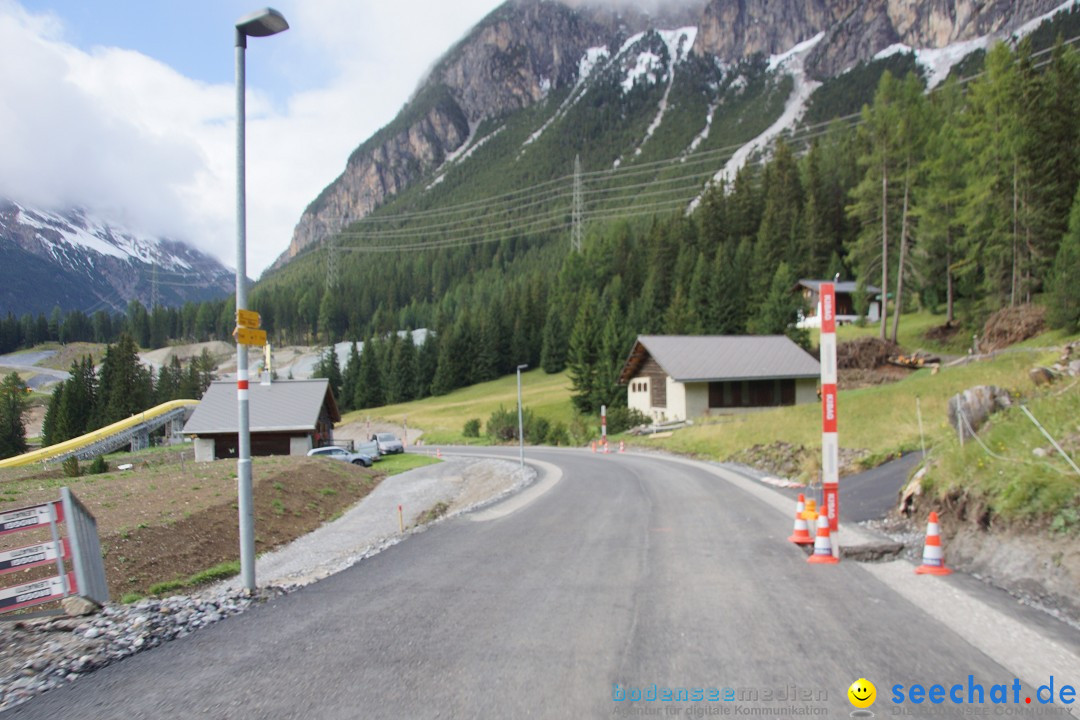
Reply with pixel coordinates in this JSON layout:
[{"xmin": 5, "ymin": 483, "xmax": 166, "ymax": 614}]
[
  {"xmin": 61, "ymin": 596, "xmax": 100, "ymax": 618},
  {"xmin": 947, "ymin": 386, "xmax": 1012, "ymax": 439}
]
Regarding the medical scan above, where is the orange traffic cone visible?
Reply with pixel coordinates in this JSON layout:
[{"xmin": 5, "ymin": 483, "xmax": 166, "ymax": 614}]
[
  {"xmin": 807, "ymin": 506, "xmax": 839, "ymax": 564},
  {"xmin": 603, "ymin": 441, "xmax": 610, "ymax": 454},
  {"xmin": 915, "ymin": 511, "xmax": 952, "ymax": 575},
  {"xmin": 591, "ymin": 441, "xmax": 596, "ymax": 453},
  {"xmin": 619, "ymin": 440, "xmax": 625, "ymax": 453},
  {"xmin": 436, "ymin": 448, "xmax": 442, "ymax": 459},
  {"xmin": 788, "ymin": 494, "xmax": 813, "ymax": 545}
]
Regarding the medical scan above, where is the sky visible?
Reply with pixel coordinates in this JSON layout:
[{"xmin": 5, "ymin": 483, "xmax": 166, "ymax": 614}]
[{"xmin": 0, "ymin": 0, "xmax": 506, "ymax": 275}]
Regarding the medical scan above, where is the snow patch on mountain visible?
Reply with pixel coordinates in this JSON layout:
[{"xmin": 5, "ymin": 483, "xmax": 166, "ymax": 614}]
[
  {"xmin": 871, "ymin": 0, "xmax": 1079, "ymax": 89},
  {"xmin": 522, "ymin": 45, "xmax": 611, "ymax": 152},
  {"xmin": 634, "ymin": 29, "xmax": 698, "ymax": 156},
  {"xmin": 13, "ymin": 204, "xmax": 192, "ymax": 269}
]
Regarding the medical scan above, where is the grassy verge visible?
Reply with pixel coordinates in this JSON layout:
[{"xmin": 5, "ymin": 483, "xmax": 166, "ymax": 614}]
[
  {"xmin": 644, "ymin": 348, "xmax": 1059, "ymax": 464},
  {"xmin": 377, "ymin": 453, "xmax": 442, "ymax": 475},
  {"xmin": 140, "ymin": 560, "xmax": 243, "ymax": 600},
  {"xmin": 342, "ymin": 369, "xmax": 574, "ymax": 444},
  {"xmin": 924, "ymin": 381, "xmax": 1080, "ymax": 529}
]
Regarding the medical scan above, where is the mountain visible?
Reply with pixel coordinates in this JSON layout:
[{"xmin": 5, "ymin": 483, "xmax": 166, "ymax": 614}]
[
  {"xmin": 0, "ymin": 199, "xmax": 234, "ymax": 317},
  {"xmin": 273, "ymin": 0, "xmax": 1068, "ymax": 269}
]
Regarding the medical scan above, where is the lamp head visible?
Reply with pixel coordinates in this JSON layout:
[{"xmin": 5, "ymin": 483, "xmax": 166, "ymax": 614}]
[{"xmin": 236, "ymin": 8, "xmax": 289, "ymax": 39}]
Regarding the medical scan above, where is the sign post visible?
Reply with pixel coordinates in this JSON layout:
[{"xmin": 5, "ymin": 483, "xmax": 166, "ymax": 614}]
[{"xmin": 819, "ymin": 283, "xmax": 839, "ymax": 532}]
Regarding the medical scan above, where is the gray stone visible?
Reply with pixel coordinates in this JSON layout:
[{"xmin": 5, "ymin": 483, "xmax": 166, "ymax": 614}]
[
  {"xmin": 61, "ymin": 595, "xmax": 100, "ymax": 618},
  {"xmin": 947, "ymin": 385, "xmax": 1013, "ymax": 439}
]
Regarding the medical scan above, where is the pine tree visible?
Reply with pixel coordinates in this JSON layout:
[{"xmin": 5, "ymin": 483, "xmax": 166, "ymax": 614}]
[
  {"xmin": 0, "ymin": 372, "xmax": 29, "ymax": 459},
  {"xmin": 41, "ymin": 383, "xmax": 63, "ymax": 447},
  {"xmin": 416, "ymin": 333, "xmax": 439, "ymax": 399},
  {"xmin": 1047, "ymin": 185, "xmax": 1080, "ymax": 331},
  {"xmin": 96, "ymin": 333, "xmax": 152, "ymax": 426},
  {"xmin": 388, "ymin": 335, "xmax": 419, "ymax": 404},
  {"xmin": 355, "ymin": 336, "xmax": 385, "ymax": 408},
  {"xmin": 748, "ymin": 262, "xmax": 808, "ymax": 348},
  {"xmin": 567, "ymin": 291, "xmax": 601, "ymax": 414},
  {"xmin": 340, "ymin": 341, "xmax": 361, "ymax": 412}
]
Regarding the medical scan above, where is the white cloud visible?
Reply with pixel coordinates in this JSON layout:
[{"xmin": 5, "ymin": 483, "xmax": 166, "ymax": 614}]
[{"xmin": 0, "ymin": 0, "xmax": 503, "ymax": 276}]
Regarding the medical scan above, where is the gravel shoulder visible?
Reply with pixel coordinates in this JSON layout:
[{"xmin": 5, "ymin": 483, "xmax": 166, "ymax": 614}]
[{"xmin": 216, "ymin": 456, "xmax": 533, "ymax": 589}]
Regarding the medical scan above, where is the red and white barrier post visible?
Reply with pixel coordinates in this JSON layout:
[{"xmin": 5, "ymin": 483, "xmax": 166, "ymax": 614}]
[
  {"xmin": 819, "ymin": 283, "xmax": 839, "ymax": 532},
  {"xmin": 601, "ymin": 404, "xmax": 607, "ymax": 449}
]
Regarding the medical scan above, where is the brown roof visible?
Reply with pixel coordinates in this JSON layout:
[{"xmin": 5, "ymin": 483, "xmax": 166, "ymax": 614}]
[{"xmin": 619, "ymin": 335, "xmax": 820, "ymax": 385}]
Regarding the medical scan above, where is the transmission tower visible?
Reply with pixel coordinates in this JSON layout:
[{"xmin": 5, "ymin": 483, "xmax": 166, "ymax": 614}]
[{"xmin": 571, "ymin": 154, "xmax": 583, "ymax": 253}]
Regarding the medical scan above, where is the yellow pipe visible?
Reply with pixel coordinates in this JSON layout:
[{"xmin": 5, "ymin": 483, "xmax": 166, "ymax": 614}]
[{"xmin": 0, "ymin": 399, "xmax": 199, "ymax": 469}]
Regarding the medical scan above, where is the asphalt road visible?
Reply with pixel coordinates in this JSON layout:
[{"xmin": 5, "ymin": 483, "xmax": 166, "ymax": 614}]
[
  {"xmin": 9, "ymin": 448, "xmax": 1071, "ymax": 719},
  {"xmin": 763, "ymin": 451, "xmax": 925, "ymax": 522}
]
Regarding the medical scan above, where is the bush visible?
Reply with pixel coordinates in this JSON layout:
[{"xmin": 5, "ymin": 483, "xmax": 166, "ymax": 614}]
[
  {"xmin": 463, "ymin": 418, "xmax": 481, "ymax": 438},
  {"xmin": 545, "ymin": 421, "xmax": 570, "ymax": 446},
  {"xmin": 62, "ymin": 456, "xmax": 81, "ymax": 478},
  {"xmin": 88, "ymin": 456, "xmax": 108, "ymax": 475},
  {"xmin": 485, "ymin": 405, "xmax": 550, "ymax": 444},
  {"xmin": 606, "ymin": 407, "xmax": 650, "ymax": 435}
]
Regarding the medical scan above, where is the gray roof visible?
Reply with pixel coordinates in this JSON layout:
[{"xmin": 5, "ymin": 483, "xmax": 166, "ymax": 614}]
[
  {"xmin": 182, "ymin": 379, "xmax": 338, "ymax": 435},
  {"xmin": 622, "ymin": 335, "xmax": 820, "ymax": 384},
  {"xmin": 797, "ymin": 279, "xmax": 881, "ymax": 295}
]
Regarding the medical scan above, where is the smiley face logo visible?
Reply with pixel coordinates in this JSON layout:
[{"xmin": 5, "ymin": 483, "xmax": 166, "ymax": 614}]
[{"xmin": 848, "ymin": 678, "xmax": 876, "ymax": 709}]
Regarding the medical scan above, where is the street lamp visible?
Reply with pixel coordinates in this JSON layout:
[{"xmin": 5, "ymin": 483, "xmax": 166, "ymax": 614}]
[
  {"xmin": 235, "ymin": 7, "xmax": 288, "ymax": 592},
  {"xmin": 516, "ymin": 364, "xmax": 528, "ymax": 471}
]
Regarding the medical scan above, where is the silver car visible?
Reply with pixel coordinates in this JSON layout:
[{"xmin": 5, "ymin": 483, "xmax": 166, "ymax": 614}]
[
  {"xmin": 307, "ymin": 446, "xmax": 374, "ymax": 467},
  {"xmin": 372, "ymin": 433, "xmax": 405, "ymax": 454}
]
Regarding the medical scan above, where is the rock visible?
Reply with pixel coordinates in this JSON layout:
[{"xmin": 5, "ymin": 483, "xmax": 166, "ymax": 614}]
[
  {"xmin": 82, "ymin": 627, "xmax": 100, "ymax": 640},
  {"xmin": 1030, "ymin": 366, "xmax": 1056, "ymax": 386},
  {"xmin": 1033, "ymin": 447, "xmax": 1049, "ymax": 458},
  {"xmin": 1069, "ymin": 360, "xmax": 1080, "ymax": 377},
  {"xmin": 61, "ymin": 595, "xmax": 100, "ymax": 618},
  {"xmin": 947, "ymin": 386, "xmax": 1012, "ymax": 439}
]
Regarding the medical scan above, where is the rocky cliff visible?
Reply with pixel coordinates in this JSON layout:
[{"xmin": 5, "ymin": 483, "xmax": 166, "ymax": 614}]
[{"xmin": 275, "ymin": 0, "xmax": 1069, "ymax": 270}]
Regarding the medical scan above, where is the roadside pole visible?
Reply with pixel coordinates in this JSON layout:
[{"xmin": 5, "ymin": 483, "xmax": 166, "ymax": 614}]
[{"xmin": 819, "ymin": 283, "xmax": 839, "ymax": 531}]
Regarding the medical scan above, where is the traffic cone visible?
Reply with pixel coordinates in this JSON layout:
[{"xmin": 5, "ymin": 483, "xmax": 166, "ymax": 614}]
[
  {"xmin": 591, "ymin": 441, "xmax": 596, "ymax": 453},
  {"xmin": 807, "ymin": 507, "xmax": 839, "ymax": 564},
  {"xmin": 788, "ymin": 494, "xmax": 813, "ymax": 545},
  {"xmin": 915, "ymin": 511, "xmax": 952, "ymax": 575},
  {"xmin": 619, "ymin": 440, "xmax": 625, "ymax": 453},
  {"xmin": 603, "ymin": 440, "xmax": 610, "ymax": 454},
  {"xmin": 436, "ymin": 448, "xmax": 441, "ymax": 459}
]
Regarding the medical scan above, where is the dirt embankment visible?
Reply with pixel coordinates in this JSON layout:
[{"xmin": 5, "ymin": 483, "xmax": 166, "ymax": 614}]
[{"xmin": 0, "ymin": 453, "xmax": 382, "ymax": 601}]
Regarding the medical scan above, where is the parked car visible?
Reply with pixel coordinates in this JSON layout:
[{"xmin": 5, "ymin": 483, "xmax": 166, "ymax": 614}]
[
  {"xmin": 307, "ymin": 446, "xmax": 374, "ymax": 467},
  {"xmin": 372, "ymin": 433, "xmax": 405, "ymax": 455},
  {"xmin": 354, "ymin": 439, "xmax": 382, "ymax": 462}
]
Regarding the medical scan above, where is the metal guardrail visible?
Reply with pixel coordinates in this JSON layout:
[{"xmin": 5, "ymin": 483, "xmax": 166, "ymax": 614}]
[{"xmin": 61, "ymin": 488, "xmax": 109, "ymax": 607}]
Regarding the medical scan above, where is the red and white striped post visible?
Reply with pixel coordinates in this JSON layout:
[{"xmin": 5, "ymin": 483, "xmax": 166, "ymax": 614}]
[
  {"xmin": 819, "ymin": 283, "xmax": 839, "ymax": 532},
  {"xmin": 600, "ymin": 404, "xmax": 607, "ymax": 448}
]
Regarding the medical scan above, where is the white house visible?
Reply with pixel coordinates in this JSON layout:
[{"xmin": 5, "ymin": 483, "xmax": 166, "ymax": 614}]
[{"xmin": 619, "ymin": 335, "xmax": 821, "ymax": 423}]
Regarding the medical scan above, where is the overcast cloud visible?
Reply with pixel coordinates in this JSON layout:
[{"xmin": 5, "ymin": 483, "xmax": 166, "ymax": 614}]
[{"xmin": 0, "ymin": 0, "xmax": 504, "ymax": 275}]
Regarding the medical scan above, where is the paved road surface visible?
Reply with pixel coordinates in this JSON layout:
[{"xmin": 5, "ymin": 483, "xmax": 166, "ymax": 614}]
[
  {"xmin": 9, "ymin": 448, "xmax": 1076, "ymax": 718},
  {"xmin": 762, "ymin": 451, "xmax": 925, "ymax": 522}
]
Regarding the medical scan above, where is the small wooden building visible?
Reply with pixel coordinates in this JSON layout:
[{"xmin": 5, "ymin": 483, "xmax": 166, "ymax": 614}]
[
  {"xmin": 619, "ymin": 335, "xmax": 820, "ymax": 423},
  {"xmin": 795, "ymin": 280, "xmax": 882, "ymax": 328},
  {"xmin": 182, "ymin": 379, "xmax": 340, "ymax": 462}
]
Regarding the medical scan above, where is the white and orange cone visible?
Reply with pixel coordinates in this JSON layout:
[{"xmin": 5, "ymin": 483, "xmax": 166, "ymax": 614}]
[
  {"xmin": 619, "ymin": 440, "xmax": 625, "ymax": 453},
  {"xmin": 807, "ymin": 506, "xmax": 839, "ymax": 564},
  {"xmin": 915, "ymin": 511, "xmax": 952, "ymax": 575},
  {"xmin": 788, "ymin": 494, "xmax": 813, "ymax": 545},
  {"xmin": 603, "ymin": 440, "xmax": 610, "ymax": 454},
  {"xmin": 436, "ymin": 448, "xmax": 442, "ymax": 459},
  {"xmin": 591, "ymin": 441, "xmax": 596, "ymax": 453}
]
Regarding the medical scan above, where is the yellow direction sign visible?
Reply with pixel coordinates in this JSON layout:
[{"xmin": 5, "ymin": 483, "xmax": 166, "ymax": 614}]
[
  {"xmin": 236, "ymin": 309, "xmax": 261, "ymax": 329},
  {"xmin": 234, "ymin": 327, "xmax": 267, "ymax": 347}
]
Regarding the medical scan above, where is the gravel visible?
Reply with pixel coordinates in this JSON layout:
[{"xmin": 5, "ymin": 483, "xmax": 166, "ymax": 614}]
[{"xmin": 0, "ymin": 456, "xmax": 531, "ymax": 712}]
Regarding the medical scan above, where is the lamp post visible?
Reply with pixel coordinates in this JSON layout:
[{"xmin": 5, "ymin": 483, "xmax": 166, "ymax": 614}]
[
  {"xmin": 235, "ymin": 7, "xmax": 288, "ymax": 592},
  {"xmin": 516, "ymin": 364, "xmax": 528, "ymax": 471}
]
